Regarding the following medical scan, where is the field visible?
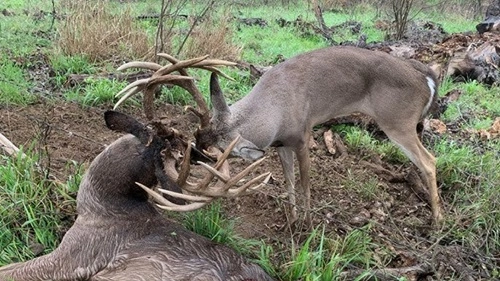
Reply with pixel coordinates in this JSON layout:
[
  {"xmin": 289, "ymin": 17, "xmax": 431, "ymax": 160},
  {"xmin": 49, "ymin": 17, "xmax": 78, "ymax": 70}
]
[{"xmin": 1, "ymin": 0, "xmax": 499, "ymax": 280}]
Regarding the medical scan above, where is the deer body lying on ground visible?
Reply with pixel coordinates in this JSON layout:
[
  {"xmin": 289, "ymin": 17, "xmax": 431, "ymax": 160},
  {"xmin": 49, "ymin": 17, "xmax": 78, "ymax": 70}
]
[
  {"xmin": 0, "ymin": 111, "xmax": 273, "ymax": 281},
  {"xmin": 198, "ymin": 46, "xmax": 443, "ymax": 225}
]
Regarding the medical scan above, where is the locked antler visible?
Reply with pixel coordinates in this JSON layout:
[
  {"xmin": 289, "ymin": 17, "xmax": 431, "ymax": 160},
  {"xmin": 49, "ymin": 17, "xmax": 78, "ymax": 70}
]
[
  {"xmin": 114, "ymin": 54, "xmax": 236, "ymax": 125},
  {"xmin": 137, "ymin": 136, "xmax": 271, "ymax": 212}
]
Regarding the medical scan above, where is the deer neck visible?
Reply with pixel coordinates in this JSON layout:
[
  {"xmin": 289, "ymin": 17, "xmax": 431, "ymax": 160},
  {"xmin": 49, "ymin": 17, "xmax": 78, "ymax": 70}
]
[{"xmin": 76, "ymin": 135, "xmax": 159, "ymax": 219}]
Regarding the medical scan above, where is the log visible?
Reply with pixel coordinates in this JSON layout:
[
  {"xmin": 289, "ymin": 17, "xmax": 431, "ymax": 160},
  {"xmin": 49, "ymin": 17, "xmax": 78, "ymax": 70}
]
[{"xmin": 446, "ymin": 41, "xmax": 500, "ymax": 85}]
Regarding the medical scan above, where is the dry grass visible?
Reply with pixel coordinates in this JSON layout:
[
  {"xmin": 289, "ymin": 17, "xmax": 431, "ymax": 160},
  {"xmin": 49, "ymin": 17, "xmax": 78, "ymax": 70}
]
[
  {"xmin": 57, "ymin": 0, "xmax": 153, "ymax": 62},
  {"xmin": 181, "ymin": 13, "xmax": 242, "ymax": 62}
]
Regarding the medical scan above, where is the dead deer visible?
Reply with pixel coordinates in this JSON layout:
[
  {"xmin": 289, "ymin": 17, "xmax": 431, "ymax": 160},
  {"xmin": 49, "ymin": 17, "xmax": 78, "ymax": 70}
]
[
  {"xmin": 110, "ymin": 47, "xmax": 443, "ymax": 227},
  {"xmin": 0, "ymin": 110, "xmax": 272, "ymax": 281},
  {"xmin": 198, "ymin": 46, "xmax": 443, "ymax": 226}
]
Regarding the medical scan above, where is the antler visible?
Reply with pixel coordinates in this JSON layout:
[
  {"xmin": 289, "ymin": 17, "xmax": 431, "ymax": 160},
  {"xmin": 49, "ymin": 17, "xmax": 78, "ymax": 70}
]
[
  {"xmin": 114, "ymin": 54, "xmax": 237, "ymax": 124},
  {"xmin": 136, "ymin": 136, "xmax": 271, "ymax": 212}
]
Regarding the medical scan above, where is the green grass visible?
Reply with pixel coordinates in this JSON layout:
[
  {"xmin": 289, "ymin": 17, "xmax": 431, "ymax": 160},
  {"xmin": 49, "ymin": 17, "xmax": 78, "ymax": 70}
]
[
  {"xmin": 441, "ymin": 80, "xmax": 500, "ymax": 124},
  {"xmin": 333, "ymin": 124, "xmax": 409, "ymax": 164},
  {"xmin": 178, "ymin": 201, "xmax": 259, "ymax": 256},
  {"xmin": 279, "ymin": 225, "xmax": 379, "ymax": 280},
  {"xmin": 64, "ymin": 78, "xmax": 128, "ymax": 106},
  {"xmin": 0, "ymin": 148, "xmax": 77, "ymax": 264},
  {"xmin": 50, "ymin": 54, "xmax": 96, "ymax": 88},
  {"xmin": 0, "ymin": 58, "xmax": 36, "ymax": 105}
]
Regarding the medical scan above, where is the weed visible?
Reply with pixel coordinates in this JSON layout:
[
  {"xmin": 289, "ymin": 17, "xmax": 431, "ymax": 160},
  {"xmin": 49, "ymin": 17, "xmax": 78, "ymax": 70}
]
[
  {"xmin": 0, "ymin": 149, "xmax": 64, "ymax": 264},
  {"xmin": 0, "ymin": 59, "xmax": 36, "ymax": 105},
  {"xmin": 281, "ymin": 225, "xmax": 377, "ymax": 280},
  {"xmin": 177, "ymin": 201, "xmax": 260, "ymax": 256},
  {"xmin": 64, "ymin": 78, "xmax": 128, "ymax": 106},
  {"xmin": 57, "ymin": 0, "xmax": 152, "ymax": 62},
  {"xmin": 333, "ymin": 125, "xmax": 408, "ymax": 164},
  {"xmin": 181, "ymin": 11, "xmax": 242, "ymax": 61}
]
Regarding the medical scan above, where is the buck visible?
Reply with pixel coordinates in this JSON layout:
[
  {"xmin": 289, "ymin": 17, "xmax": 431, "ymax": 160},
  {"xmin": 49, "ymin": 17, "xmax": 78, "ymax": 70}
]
[
  {"xmin": 111, "ymin": 47, "xmax": 444, "ymax": 226},
  {"xmin": 0, "ymin": 113, "xmax": 272, "ymax": 279},
  {"xmin": 197, "ymin": 46, "xmax": 443, "ymax": 225}
]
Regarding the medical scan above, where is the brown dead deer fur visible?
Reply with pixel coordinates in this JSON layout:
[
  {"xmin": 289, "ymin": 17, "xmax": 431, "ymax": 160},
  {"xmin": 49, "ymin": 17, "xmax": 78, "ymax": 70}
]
[{"xmin": 0, "ymin": 111, "xmax": 274, "ymax": 281}]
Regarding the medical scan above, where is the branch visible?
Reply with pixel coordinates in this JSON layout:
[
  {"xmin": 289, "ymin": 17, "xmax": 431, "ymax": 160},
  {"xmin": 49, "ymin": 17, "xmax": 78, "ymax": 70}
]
[
  {"xmin": 340, "ymin": 264, "xmax": 433, "ymax": 280},
  {"xmin": 0, "ymin": 132, "xmax": 25, "ymax": 157}
]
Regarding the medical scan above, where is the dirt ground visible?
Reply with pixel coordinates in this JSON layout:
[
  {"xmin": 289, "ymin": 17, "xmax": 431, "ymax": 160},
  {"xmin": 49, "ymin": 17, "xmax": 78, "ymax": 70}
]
[{"xmin": 1, "ymin": 97, "xmax": 491, "ymax": 280}]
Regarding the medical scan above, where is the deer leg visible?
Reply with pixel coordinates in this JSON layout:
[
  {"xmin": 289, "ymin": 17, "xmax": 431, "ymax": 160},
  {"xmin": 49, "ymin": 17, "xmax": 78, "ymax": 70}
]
[
  {"xmin": 277, "ymin": 147, "xmax": 298, "ymax": 224},
  {"xmin": 295, "ymin": 143, "xmax": 312, "ymax": 226},
  {"xmin": 382, "ymin": 127, "xmax": 443, "ymax": 224}
]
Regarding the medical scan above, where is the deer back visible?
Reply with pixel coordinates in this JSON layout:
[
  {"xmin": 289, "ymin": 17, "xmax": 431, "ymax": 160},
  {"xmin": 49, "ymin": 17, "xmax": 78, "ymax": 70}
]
[{"xmin": 206, "ymin": 46, "xmax": 438, "ymax": 159}]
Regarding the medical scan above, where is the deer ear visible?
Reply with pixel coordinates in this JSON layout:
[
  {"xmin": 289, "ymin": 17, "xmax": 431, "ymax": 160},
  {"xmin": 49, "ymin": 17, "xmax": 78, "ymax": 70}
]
[
  {"xmin": 104, "ymin": 110, "xmax": 150, "ymax": 144},
  {"xmin": 210, "ymin": 73, "xmax": 230, "ymax": 117}
]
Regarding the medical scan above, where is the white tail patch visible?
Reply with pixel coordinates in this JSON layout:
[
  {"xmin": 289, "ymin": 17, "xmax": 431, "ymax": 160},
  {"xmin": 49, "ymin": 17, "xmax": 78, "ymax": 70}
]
[{"xmin": 422, "ymin": 76, "xmax": 436, "ymax": 118}]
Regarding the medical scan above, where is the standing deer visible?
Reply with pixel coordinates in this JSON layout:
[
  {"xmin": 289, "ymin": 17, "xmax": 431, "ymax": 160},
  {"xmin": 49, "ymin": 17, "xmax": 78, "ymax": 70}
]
[
  {"xmin": 0, "ymin": 109, "xmax": 272, "ymax": 281},
  {"xmin": 196, "ymin": 46, "xmax": 443, "ymax": 225},
  {"xmin": 110, "ymin": 47, "xmax": 443, "ymax": 226}
]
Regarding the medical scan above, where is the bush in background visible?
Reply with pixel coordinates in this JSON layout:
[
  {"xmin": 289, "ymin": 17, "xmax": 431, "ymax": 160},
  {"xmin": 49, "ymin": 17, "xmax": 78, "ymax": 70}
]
[{"xmin": 57, "ymin": 0, "xmax": 152, "ymax": 62}]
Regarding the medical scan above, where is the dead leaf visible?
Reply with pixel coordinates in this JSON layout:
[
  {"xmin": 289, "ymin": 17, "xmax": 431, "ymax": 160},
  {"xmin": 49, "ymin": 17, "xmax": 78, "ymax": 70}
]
[
  {"xmin": 479, "ymin": 129, "xmax": 491, "ymax": 140},
  {"xmin": 424, "ymin": 119, "xmax": 447, "ymax": 134},
  {"xmin": 323, "ymin": 129, "xmax": 336, "ymax": 155},
  {"xmin": 491, "ymin": 117, "xmax": 500, "ymax": 134}
]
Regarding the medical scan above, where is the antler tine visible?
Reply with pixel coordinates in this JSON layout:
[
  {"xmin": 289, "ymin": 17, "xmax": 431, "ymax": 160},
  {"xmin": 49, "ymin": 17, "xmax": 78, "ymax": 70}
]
[
  {"xmin": 156, "ymin": 202, "xmax": 209, "ymax": 212},
  {"xmin": 156, "ymin": 53, "xmax": 237, "ymax": 127},
  {"xmin": 158, "ymin": 53, "xmax": 236, "ymax": 68},
  {"xmin": 225, "ymin": 172, "xmax": 271, "ymax": 197},
  {"xmin": 183, "ymin": 136, "xmax": 241, "ymax": 193},
  {"xmin": 177, "ymin": 141, "xmax": 192, "ymax": 187},
  {"xmin": 198, "ymin": 66, "xmax": 235, "ymax": 81},
  {"xmin": 218, "ymin": 156, "xmax": 268, "ymax": 189},
  {"xmin": 115, "ymin": 78, "xmax": 148, "ymax": 98},
  {"xmin": 117, "ymin": 61, "xmax": 162, "ymax": 72},
  {"xmin": 194, "ymin": 157, "xmax": 268, "ymax": 197},
  {"xmin": 148, "ymin": 75, "xmax": 194, "ymax": 87},
  {"xmin": 140, "ymin": 134, "xmax": 269, "ymax": 212},
  {"xmin": 153, "ymin": 55, "xmax": 209, "ymax": 78},
  {"xmin": 136, "ymin": 182, "xmax": 210, "ymax": 212},
  {"xmin": 158, "ymin": 54, "xmax": 236, "ymax": 81}
]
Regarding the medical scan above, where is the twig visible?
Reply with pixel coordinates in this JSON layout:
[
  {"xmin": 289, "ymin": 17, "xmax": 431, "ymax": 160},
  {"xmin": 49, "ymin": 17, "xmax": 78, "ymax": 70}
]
[
  {"xmin": 340, "ymin": 264, "xmax": 433, "ymax": 280},
  {"xmin": 175, "ymin": 0, "xmax": 215, "ymax": 56},
  {"xmin": 0, "ymin": 132, "xmax": 25, "ymax": 157}
]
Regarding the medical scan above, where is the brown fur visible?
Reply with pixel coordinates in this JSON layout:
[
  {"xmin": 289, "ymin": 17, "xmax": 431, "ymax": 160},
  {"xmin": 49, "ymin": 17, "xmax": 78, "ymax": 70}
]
[{"xmin": 0, "ymin": 111, "xmax": 273, "ymax": 281}]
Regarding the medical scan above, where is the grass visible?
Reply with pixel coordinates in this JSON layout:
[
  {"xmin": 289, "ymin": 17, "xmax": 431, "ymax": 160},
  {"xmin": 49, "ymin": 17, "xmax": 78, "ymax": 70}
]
[
  {"xmin": 0, "ymin": 58, "xmax": 36, "ymax": 105},
  {"xmin": 0, "ymin": 148, "xmax": 77, "ymax": 264},
  {"xmin": 279, "ymin": 225, "xmax": 379, "ymax": 280},
  {"xmin": 64, "ymin": 78, "xmax": 128, "ymax": 106},
  {"xmin": 333, "ymin": 124, "xmax": 409, "ymax": 164},
  {"xmin": 177, "ymin": 201, "xmax": 260, "ymax": 255},
  {"xmin": 1, "ymin": 0, "xmax": 500, "ymax": 279}
]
